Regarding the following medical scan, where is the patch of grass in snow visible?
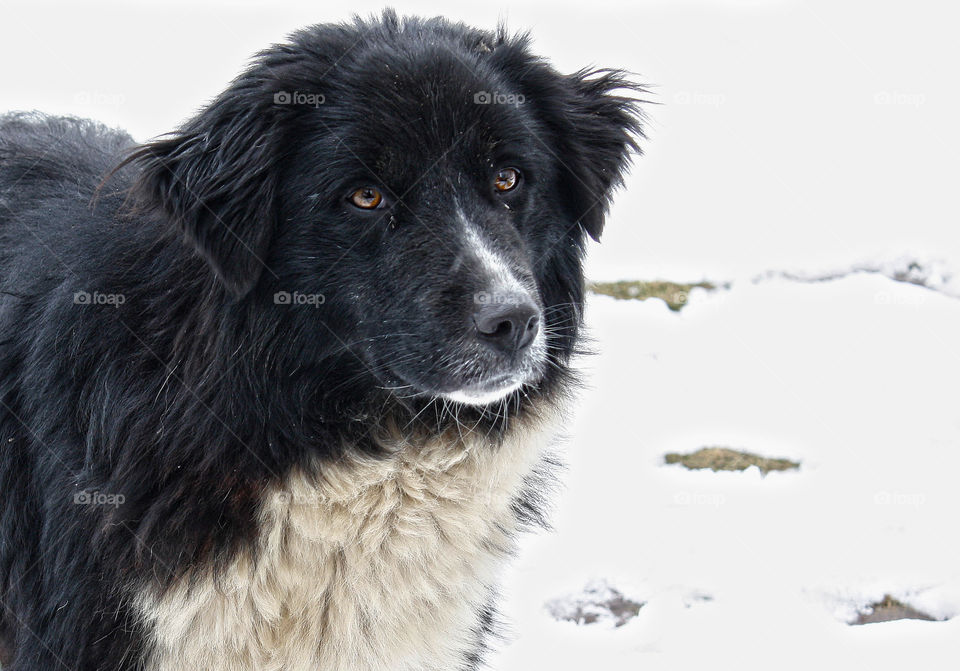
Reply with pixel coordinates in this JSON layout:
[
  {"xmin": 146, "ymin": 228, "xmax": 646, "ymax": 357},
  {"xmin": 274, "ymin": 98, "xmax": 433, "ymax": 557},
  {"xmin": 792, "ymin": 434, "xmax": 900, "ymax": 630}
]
[
  {"xmin": 664, "ymin": 447, "xmax": 800, "ymax": 475},
  {"xmin": 852, "ymin": 595, "xmax": 941, "ymax": 626},
  {"xmin": 588, "ymin": 280, "xmax": 716, "ymax": 311}
]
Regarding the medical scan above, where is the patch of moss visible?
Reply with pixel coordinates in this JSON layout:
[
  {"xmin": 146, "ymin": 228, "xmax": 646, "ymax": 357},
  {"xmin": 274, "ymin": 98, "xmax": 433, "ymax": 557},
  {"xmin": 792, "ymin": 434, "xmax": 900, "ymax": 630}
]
[
  {"xmin": 664, "ymin": 447, "xmax": 800, "ymax": 475},
  {"xmin": 852, "ymin": 595, "xmax": 939, "ymax": 625},
  {"xmin": 588, "ymin": 280, "xmax": 716, "ymax": 311}
]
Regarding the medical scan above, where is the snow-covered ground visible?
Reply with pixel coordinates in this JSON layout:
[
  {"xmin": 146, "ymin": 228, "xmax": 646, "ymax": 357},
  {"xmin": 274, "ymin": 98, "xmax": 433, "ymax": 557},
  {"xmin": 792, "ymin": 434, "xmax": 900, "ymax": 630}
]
[{"xmin": 493, "ymin": 269, "xmax": 960, "ymax": 669}]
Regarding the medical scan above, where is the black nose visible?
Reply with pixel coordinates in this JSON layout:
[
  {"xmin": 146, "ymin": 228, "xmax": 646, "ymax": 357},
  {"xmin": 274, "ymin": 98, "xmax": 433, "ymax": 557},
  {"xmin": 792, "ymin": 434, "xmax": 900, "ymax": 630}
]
[{"xmin": 473, "ymin": 298, "xmax": 540, "ymax": 355}]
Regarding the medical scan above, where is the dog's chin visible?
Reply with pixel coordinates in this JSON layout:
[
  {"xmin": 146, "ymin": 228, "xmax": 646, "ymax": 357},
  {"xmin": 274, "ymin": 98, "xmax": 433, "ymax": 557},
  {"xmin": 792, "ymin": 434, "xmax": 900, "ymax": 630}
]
[
  {"xmin": 440, "ymin": 377, "xmax": 527, "ymax": 407},
  {"xmin": 386, "ymin": 367, "xmax": 539, "ymax": 408}
]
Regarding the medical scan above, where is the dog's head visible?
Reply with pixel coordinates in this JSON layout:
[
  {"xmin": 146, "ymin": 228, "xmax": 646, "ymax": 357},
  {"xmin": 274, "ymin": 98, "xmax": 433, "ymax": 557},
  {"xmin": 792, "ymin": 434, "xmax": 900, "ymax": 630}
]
[{"xmin": 127, "ymin": 12, "xmax": 644, "ymax": 412}]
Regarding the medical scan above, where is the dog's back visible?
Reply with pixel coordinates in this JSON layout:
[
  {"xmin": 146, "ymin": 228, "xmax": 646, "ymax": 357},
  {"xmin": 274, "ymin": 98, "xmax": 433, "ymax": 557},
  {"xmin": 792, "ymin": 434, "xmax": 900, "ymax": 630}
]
[
  {"xmin": 0, "ymin": 114, "xmax": 122, "ymax": 667},
  {"xmin": 0, "ymin": 113, "xmax": 132, "ymax": 213},
  {"xmin": 0, "ymin": 113, "xmax": 141, "ymax": 306}
]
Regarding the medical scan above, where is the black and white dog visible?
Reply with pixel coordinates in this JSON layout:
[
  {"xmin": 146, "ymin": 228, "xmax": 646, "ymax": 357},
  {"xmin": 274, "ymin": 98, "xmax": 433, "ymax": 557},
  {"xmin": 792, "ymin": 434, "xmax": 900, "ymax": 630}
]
[{"xmin": 0, "ymin": 11, "xmax": 643, "ymax": 670}]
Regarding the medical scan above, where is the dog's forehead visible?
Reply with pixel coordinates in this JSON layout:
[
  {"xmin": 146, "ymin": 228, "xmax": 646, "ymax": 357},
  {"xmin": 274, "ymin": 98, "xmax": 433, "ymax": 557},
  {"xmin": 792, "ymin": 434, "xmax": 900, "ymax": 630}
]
[
  {"xmin": 349, "ymin": 42, "xmax": 496, "ymax": 97},
  {"xmin": 333, "ymin": 47, "xmax": 528, "ymax": 158}
]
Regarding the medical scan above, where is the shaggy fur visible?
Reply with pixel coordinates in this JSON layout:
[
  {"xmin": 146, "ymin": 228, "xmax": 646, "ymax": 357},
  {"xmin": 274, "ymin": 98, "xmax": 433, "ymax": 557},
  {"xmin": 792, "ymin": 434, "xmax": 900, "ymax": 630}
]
[
  {"xmin": 0, "ymin": 11, "xmax": 642, "ymax": 670},
  {"xmin": 136, "ymin": 410, "xmax": 559, "ymax": 671}
]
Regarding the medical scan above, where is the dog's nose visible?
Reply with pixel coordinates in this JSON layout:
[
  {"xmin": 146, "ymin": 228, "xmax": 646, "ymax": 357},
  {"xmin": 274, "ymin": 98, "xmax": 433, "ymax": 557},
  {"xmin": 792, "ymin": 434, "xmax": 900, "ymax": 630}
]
[{"xmin": 473, "ymin": 298, "xmax": 540, "ymax": 355}]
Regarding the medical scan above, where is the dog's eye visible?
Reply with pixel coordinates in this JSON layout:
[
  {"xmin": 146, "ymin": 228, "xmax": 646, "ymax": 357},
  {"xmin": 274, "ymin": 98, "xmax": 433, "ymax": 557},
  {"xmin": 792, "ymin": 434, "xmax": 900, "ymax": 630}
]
[
  {"xmin": 349, "ymin": 187, "xmax": 384, "ymax": 209},
  {"xmin": 493, "ymin": 167, "xmax": 520, "ymax": 193}
]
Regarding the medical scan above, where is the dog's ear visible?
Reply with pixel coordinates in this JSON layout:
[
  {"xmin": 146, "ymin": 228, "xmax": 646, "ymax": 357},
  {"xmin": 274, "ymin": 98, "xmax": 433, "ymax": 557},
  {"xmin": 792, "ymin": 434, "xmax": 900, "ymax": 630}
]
[
  {"xmin": 123, "ymin": 76, "xmax": 282, "ymax": 297},
  {"xmin": 494, "ymin": 45, "xmax": 646, "ymax": 242},
  {"xmin": 553, "ymin": 69, "xmax": 646, "ymax": 242}
]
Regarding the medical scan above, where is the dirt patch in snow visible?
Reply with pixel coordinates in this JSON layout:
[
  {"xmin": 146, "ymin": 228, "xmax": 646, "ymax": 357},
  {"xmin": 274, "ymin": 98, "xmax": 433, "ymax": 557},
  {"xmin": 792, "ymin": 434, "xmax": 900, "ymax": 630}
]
[
  {"xmin": 546, "ymin": 580, "xmax": 645, "ymax": 628},
  {"xmin": 588, "ymin": 280, "xmax": 717, "ymax": 311},
  {"xmin": 852, "ymin": 595, "xmax": 942, "ymax": 625},
  {"xmin": 665, "ymin": 447, "xmax": 800, "ymax": 475}
]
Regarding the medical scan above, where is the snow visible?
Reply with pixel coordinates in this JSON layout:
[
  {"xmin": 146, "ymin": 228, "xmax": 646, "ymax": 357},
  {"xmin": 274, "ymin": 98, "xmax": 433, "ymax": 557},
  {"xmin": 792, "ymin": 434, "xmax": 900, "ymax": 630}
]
[
  {"xmin": 491, "ymin": 272, "xmax": 960, "ymax": 669},
  {"xmin": 544, "ymin": 579, "xmax": 645, "ymax": 629},
  {"xmin": 752, "ymin": 254, "xmax": 960, "ymax": 299}
]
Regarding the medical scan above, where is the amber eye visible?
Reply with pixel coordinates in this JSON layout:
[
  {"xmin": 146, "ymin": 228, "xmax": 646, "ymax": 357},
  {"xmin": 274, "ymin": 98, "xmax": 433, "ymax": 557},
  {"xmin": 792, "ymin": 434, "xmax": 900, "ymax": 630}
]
[
  {"xmin": 493, "ymin": 167, "xmax": 520, "ymax": 192},
  {"xmin": 349, "ymin": 187, "xmax": 383, "ymax": 209}
]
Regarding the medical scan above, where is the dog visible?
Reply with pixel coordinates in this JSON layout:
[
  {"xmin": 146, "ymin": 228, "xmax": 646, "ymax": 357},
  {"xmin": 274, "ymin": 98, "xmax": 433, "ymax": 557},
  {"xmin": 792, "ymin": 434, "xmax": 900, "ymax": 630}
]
[{"xmin": 0, "ymin": 11, "xmax": 643, "ymax": 670}]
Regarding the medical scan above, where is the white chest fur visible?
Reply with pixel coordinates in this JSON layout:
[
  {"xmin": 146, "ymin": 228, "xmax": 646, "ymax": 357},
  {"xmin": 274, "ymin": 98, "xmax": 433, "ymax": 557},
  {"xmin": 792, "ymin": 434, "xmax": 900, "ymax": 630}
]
[{"xmin": 135, "ymin": 414, "xmax": 557, "ymax": 671}]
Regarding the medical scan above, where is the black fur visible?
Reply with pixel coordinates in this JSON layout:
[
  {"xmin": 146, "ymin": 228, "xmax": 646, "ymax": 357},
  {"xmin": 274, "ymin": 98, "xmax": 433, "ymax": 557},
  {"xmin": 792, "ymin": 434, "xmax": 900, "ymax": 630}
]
[{"xmin": 0, "ymin": 11, "xmax": 643, "ymax": 669}]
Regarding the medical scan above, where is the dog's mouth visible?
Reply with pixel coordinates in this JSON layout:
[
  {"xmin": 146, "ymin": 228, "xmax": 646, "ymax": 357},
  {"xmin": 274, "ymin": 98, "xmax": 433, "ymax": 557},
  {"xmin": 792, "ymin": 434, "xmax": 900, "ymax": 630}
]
[{"xmin": 381, "ymin": 348, "xmax": 547, "ymax": 408}]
